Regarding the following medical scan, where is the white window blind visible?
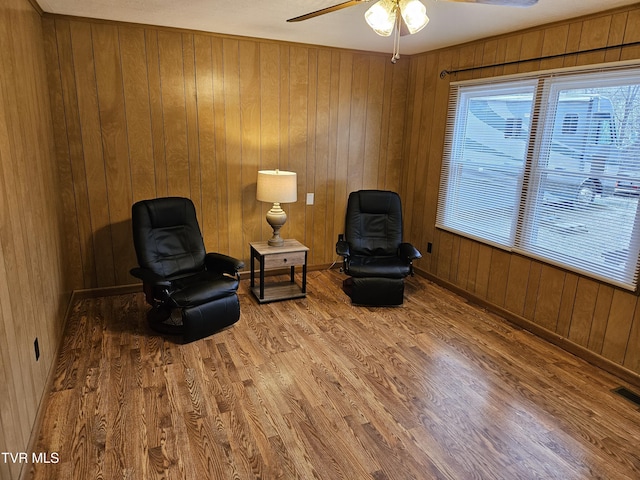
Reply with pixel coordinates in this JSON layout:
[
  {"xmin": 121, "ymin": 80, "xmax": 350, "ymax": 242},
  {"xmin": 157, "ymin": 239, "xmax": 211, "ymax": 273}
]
[
  {"xmin": 439, "ymin": 80, "xmax": 537, "ymax": 248},
  {"xmin": 437, "ymin": 66, "xmax": 640, "ymax": 290}
]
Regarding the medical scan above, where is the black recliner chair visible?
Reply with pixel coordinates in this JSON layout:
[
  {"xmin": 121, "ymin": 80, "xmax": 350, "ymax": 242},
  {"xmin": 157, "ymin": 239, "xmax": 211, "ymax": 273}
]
[
  {"xmin": 336, "ymin": 190, "xmax": 421, "ymax": 306},
  {"xmin": 130, "ymin": 197, "xmax": 244, "ymax": 342}
]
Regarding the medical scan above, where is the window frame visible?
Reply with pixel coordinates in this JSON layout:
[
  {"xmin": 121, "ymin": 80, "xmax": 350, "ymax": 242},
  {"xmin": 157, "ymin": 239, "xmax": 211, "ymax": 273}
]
[{"xmin": 437, "ymin": 62, "xmax": 640, "ymax": 292}]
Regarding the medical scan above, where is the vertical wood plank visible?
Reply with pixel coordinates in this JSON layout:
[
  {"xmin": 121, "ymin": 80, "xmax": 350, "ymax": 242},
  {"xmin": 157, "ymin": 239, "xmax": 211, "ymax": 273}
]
[
  {"xmin": 539, "ymin": 25, "xmax": 569, "ymax": 71},
  {"xmin": 212, "ymin": 36, "xmax": 230, "ymax": 254},
  {"xmin": 568, "ymin": 277, "xmax": 599, "ymax": 347},
  {"xmin": 182, "ymin": 33, "xmax": 203, "ymax": 219},
  {"xmin": 409, "ymin": 53, "xmax": 437, "ymax": 249},
  {"xmin": 377, "ymin": 59, "xmax": 393, "ymax": 189},
  {"xmin": 258, "ymin": 42, "xmax": 281, "ymax": 245},
  {"xmin": 401, "ymin": 54, "xmax": 426, "ymax": 241},
  {"xmin": 314, "ymin": 48, "xmax": 332, "ymax": 262},
  {"xmin": 455, "ymin": 237, "xmax": 473, "ymax": 290},
  {"xmin": 479, "ymin": 39, "xmax": 499, "ymax": 78},
  {"xmin": 288, "ymin": 46, "xmax": 309, "ymax": 245},
  {"xmin": 465, "ymin": 240, "xmax": 480, "ymax": 293},
  {"xmin": 504, "ymin": 255, "xmax": 531, "ymax": 317},
  {"xmin": 305, "ymin": 48, "xmax": 318, "ymax": 258},
  {"xmin": 239, "ymin": 40, "xmax": 261, "ymax": 247},
  {"xmin": 486, "ymin": 249, "xmax": 510, "ymax": 308},
  {"xmin": 157, "ymin": 30, "xmax": 190, "ymax": 199},
  {"xmin": 562, "ymin": 22, "xmax": 583, "ymax": 67},
  {"xmin": 420, "ymin": 51, "xmax": 451, "ymax": 273},
  {"xmin": 517, "ymin": 30, "xmax": 544, "ymax": 73},
  {"xmin": 556, "ymin": 273, "xmax": 578, "ymax": 338},
  {"xmin": 346, "ymin": 54, "xmax": 368, "ymax": 194},
  {"xmin": 70, "ymin": 21, "xmax": 114, "ymax": 288},
  {"xmin": 56, "ymin": 19, "xmax": 98, "ymax": 288},
  {"xmin": 605, "ymin": 12, "xmax": 627, "ymax": 62},
  {"xmin": 436, "ymin": 230, "xmax": 453, "ymax": 282},
  {"xmin": 533, "ymin": 266, "xmax": 564, "ymax": 332},
  {"xmin": 588, "ymin": 285, "xmax": 614, "ymax": 354},
  {"xmin": 333, "ymin": 51, "xmax": 353, "ymax": 242},
  {"xmin": 474, "ymin": 244, "xmax": 492, "ymax": 299},
  {"xmin": 92, "ymin": 23, "xmax": 134, "ymax": 286},
  {"xmin": 623, "ymin": 305, "xmax": 640, "ymax": 372},
  {"xmin": 386, "ymin": 60, "xmax": 409, "ymax": 194},
  {"xmin": 502, "ymin": 34, "xmax": 523, "ymax": 76},
  {"xmin": 42, "ymin": 16, "xmax": 84, "ymax": 289},
  {"xmin": 327, "ymin": 50, "xmax": 341, "ymax": 250},
  {"xmin": 621, "ymin": 9, "xmax": 640, "ymax": 60},
  {"xmin": 145, "ymin": 28, "xmax": 168, "ymax": 197},
  {"xmin": 120, "ymin": 26, "xmax": 155, "ymax": 203},
  {"xmin": 523, "ymin": 261, "xmax": 542, "ymax": 321},
  {"xmin": 194, "ymin": 34, "xmax": 219, "ymax": 252},
  {"xmin": 576, "ymin": 15, "xmax": 611, "ymax": 65},
  {"xmin": 601, "ymin": 290, "xmax": 637, "ymax": 364},
  {"xmin": 221, "ymin": 38, "xmax": 243, "ymax": 260},
  {"xmin": 363, "ymin": 56, "xmax": 385, "ymax": 189},
  {"xmin": 449, "ymin": 234, "xmax": 461, "ymax": 286}
]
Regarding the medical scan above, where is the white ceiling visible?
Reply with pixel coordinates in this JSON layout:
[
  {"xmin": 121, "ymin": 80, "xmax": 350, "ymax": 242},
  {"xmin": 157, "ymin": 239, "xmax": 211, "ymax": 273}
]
[{"xmin": 37, "ymin": 0, "xmax": 640, "ymax": 56}]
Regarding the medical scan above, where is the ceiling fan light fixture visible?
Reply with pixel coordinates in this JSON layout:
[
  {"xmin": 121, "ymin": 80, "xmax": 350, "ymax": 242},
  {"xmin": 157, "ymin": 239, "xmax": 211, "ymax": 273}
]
[
  {"xmin": 399, "ymin": 0, "xmax": 429, "ymax": 34},
  {"xmin": 364, "ymin": 0, "xmax": 397, "ymax": 37}
]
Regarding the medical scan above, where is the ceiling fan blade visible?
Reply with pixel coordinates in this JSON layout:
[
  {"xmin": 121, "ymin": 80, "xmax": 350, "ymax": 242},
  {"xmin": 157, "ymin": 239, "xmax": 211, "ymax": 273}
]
[
  {"xmin": 439, "ymin": 0, "xmax": 538, "ymax": 6},
  {"xmin": 287, "ymin": 0, "xmax": 369, "ymax": 22}
]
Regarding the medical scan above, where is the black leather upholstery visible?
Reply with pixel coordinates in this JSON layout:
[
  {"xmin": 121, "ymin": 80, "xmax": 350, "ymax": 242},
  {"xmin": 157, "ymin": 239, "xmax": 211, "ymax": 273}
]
[
  {"xmin": 345, "ymin": 189, "xmax": 403, "ymax": 257},
  {"xmin": 336, "ymin": 190, "xmax": 421, "ymax": 306},
  {"xmin": 131, "ymin": 197, "xmax": 244, "ymax": 342}
]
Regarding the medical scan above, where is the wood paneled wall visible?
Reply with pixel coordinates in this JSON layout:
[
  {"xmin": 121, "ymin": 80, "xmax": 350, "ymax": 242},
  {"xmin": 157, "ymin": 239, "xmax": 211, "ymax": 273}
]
[
  {"xmin": 401, "ymin": 5, "xmax": 640, "ymax": 379},
  {"xmin": 42, "ymin": 17, "xmax": 410, "ymax": 290},
  {"xmin": 0, "ymin": 0, "xmax": 69, "ymax": 479}
]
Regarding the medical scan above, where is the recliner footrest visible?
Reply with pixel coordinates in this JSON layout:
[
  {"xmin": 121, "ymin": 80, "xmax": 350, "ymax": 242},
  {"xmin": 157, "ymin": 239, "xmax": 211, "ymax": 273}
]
[
  {"xmin": 181, "ymin": 294, "xmax": 240, "ymax": 343},
  {"xmin": 343, "ymin": 277, "xmax": 404, "ymax": 306}
]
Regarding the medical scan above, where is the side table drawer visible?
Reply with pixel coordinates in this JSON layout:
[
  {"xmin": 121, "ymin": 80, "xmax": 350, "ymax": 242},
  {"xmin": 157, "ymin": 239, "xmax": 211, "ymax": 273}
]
[{"xmin": 263, "ymin": 251, "xmax": 306, "ymax": 269}]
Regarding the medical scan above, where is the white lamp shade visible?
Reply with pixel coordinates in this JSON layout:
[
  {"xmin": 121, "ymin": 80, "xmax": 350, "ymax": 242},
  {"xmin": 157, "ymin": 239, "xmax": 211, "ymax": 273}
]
[
  {"xmin": 399, "ymin": 0, "xmax": 429, "ymax": 34},
  {"xmin": 256, "ymin": 170, "xmax": 297, "ymax": 203},
  {"xmin": 365, "ymin": 0, "xmax": 397, "ymax": 37}
]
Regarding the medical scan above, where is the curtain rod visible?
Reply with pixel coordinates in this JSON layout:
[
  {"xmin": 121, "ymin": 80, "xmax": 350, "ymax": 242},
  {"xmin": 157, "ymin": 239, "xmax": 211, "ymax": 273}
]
[{"xmin": 439, "ymin": 40, "xmax": 640, "ymax": 79}]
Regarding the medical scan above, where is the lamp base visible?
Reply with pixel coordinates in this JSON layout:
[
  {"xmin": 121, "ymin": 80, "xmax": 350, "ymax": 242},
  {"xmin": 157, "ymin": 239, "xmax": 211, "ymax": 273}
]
[
  {"xmin": 266, "ymin": 203, "xmax": 287, "ymax": 247},
  {"xmin": 268, "ymin": 236, "xmax": 285, "ymax": 247}
]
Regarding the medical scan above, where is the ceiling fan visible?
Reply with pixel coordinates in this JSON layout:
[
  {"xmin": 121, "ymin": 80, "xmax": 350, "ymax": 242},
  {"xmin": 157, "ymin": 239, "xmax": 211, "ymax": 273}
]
[{"xmin": 287, "ymin": 0, "xmax": 539, "ymax": 63}]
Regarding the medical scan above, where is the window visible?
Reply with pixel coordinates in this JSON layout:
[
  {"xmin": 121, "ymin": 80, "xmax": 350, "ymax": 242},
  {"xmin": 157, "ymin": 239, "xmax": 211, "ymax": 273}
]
[{"xmin": 437, "ymin": 66, "xmax": 640, "ymax": 290}]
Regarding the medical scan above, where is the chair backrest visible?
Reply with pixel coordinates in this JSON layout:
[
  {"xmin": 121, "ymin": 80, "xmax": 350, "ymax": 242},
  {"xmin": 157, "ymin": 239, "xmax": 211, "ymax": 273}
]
[
  {"xmin": 132, "ymin": 197, "xmax": 206, "ymax": 278},
  {"xmin": 345, "ymin": 190, "xmax": 403, "ymax": 256}
]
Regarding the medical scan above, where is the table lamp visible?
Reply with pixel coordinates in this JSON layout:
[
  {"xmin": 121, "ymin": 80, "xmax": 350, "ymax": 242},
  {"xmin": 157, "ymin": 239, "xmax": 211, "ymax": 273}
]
[{"xmin": 256, "ymin": 169, "xmax": 297, "ymax": 246}]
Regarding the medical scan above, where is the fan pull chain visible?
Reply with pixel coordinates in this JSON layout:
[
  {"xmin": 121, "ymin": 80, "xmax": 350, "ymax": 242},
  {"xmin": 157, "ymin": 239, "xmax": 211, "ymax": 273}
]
[{"xmin": 391, "ymin": 12, "xmax": 401, "ymax": 63}]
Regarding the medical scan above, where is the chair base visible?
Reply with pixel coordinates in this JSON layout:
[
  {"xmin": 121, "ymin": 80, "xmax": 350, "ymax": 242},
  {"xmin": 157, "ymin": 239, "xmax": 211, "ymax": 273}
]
[
  {"xmin": 147, "ymin": 294, "xmax": 240, "ymax": 343},
  {"xmin": 343, "ymin": 277, "xmax": 404, "ymax": 306}
]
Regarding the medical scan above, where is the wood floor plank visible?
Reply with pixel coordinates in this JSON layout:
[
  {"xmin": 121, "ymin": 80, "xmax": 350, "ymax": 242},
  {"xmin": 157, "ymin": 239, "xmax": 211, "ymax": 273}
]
[{"xmin": 27, "ymin": 271, "xmax": 640, "ymax": 480}]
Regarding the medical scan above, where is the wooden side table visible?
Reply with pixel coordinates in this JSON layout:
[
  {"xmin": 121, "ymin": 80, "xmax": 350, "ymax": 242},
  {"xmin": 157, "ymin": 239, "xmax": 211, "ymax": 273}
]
[{"xmin": 249, "ymin": 239, "xmax": 309, "ymax": 303}]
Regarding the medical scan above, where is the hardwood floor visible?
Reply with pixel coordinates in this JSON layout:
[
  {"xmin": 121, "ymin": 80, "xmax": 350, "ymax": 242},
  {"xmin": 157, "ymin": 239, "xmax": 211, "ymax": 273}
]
[{"xmin": 27, "ymin": 270, "xmax": 640, "ymax": 479}]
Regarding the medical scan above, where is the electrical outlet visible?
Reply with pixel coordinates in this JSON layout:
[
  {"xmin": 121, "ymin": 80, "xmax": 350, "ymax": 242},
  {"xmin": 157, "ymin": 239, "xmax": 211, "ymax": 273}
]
[
  {"xmin": 34, "ymin": 337, "xmax": 40, "ymax": 361},
  {"xmin": 427, "ymin": 242, "xmax": 432, "ymax": 253}
]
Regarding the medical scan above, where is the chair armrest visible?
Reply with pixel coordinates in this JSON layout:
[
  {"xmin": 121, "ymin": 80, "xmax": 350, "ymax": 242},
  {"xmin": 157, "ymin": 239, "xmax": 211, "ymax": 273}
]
[
  {"xmin": 336, "ymin": 239, "xmax": 350, "ymax": 258},
  {"xmin": 130, "ymin": 267, "xmax": 172, "ymax": 287},
  {"xmin": 399, "ymin": 242, "xmax": 422, "ymax": 261},
  {"xmin": 205, "ymin": 252, "xmax": 245, "ymax": 275}
]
